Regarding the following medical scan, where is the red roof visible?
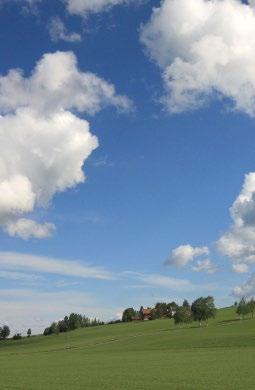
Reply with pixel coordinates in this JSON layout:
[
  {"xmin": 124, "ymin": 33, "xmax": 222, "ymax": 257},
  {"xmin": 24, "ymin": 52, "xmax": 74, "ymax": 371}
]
[{"xmin": 142, "ymin": 308, "xmax": 152, "ymax": 316}]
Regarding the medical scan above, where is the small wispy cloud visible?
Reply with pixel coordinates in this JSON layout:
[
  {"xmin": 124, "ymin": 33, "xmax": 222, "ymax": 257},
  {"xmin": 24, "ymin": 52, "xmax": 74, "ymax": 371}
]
[
  {"xmin": 48, "ymin": 17, "xmax": 81, "ymax": 43},
  {"xmin": 123, "ymin": 271, "xmax": 194, "ymax": 292},
  {"xmin": 192, "ymin": 259, "xmax": 218, "ymax": 274},
  {"xmin": 0, "ymin": 270, "xmax": 42, "ymax": 282}
]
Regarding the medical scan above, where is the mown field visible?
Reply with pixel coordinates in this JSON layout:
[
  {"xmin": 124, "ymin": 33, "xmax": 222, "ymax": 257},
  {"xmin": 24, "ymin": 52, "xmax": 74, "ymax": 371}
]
[{"xmin": 0, "ymin": 307, "xmax": 255, "ymax": 389}]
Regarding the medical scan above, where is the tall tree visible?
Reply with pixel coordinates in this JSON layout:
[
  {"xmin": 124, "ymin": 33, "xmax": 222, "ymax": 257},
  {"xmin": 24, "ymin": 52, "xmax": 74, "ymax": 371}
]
[
  {"xmin": 183, "ymin": 300, "xmax": 190, "ymax": 308},
  {"xmin": 248, "ymin": 298, "xmax": 255, "ymax": 318},
  {"xmin": 236, "ymin": 298, "xmax": 249, "ymax": 319},
  {"xmin": 154, "ymin": 302, "xmax": 168, "ymax": 318},
  {"xmin": 122, "ymin": 308, "xmax": 136, "ymax": 322},
  {"xmin": 0, "ymin": 325, "xmax": 10, "ymax": 340},
  {"xmin": 27, "ymin": 328, "xmax": 32, "ymax": 338},
  {"xmin": 139, "ymin": 306, "xmax": 144, "ymax": 320},
  {"xmin": 191, "ymin": 296, "xmax": 216, "ymax": 326}
]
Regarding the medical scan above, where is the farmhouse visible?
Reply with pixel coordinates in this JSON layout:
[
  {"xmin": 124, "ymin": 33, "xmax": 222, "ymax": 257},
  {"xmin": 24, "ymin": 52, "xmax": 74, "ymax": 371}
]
[{"xmin": 142, "ymin": 308, "xmax": 152, "ymax": 321}]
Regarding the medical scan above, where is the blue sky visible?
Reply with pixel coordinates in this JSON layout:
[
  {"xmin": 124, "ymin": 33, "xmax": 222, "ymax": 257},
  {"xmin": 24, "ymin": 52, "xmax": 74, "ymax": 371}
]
[{"xmin": 1, "ymin": 0, "xmax": 255, "ymax": 333}]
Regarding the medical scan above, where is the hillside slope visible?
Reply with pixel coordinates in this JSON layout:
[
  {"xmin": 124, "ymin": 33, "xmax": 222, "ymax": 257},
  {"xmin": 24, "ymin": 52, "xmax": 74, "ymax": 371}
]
[{"xmin": 0, "ymin": 307, "xmax": 254, "ymax": 389}]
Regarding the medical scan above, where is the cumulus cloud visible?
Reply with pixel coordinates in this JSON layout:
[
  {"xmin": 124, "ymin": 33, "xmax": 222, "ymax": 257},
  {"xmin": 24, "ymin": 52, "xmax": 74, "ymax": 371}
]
[
  {"xmin": 233, "ymin": 273, "xmax": 255, "ymax": 298},
  {"xmin": 48, "ymin": 17, "xmax": 81, "ymax": 43},
  {"xmin": 65, "ymin": 0, "xmax": 131, "ymax": 15},
  {"xmin": 5, "ymin": 219, "xmax": 55, "ymax": 239},
  {"xmin": 140, "ymin": 0, "xmax": 255, "ymax": 116},
  {"xmin": 0, "ymin": 51, "xmax": 131, "ymax": 238},
  {"xmin": 192, "ymin": 259, "xmax": 217, "ymax": 274},
  {"xmin": 0, "ymin": 51, "xmax": 130, "ymax": 115},
  {"xmin": 232, "ymin": 263, "xmax": 249, "ymax": 274},
  {"xmin": 165, "ymin": 244, "xmax": 209, "ymax": 267},
  {"xmin": 217, "ymin": 173, "xmax": 255, "ymax": 272}
]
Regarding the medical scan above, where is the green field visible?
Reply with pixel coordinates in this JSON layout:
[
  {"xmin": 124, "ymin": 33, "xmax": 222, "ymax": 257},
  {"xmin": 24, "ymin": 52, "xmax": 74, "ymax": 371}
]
[{"xmin": 0, "ymin": 307, "xmax": 254, "ymax": 389}]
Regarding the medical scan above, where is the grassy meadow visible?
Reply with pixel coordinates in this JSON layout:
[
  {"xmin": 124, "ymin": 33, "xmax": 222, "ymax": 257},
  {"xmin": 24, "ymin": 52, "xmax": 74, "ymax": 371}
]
[{"xmin": 0, "ymin": 306, "xmax": 254, "ymax": 389}]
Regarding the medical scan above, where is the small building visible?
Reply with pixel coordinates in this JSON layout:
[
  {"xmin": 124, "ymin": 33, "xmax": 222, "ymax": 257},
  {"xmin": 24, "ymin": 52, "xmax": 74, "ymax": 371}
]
[{"xmin": 142, "ymin": 308, "xmax": 152, "ymax": 321}]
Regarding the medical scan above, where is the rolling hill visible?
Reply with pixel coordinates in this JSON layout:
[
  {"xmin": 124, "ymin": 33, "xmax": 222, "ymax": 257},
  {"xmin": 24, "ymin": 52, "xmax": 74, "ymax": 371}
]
[{"xmin": 0, "ymin": 307, "xmax": 254, "ymax": 389}]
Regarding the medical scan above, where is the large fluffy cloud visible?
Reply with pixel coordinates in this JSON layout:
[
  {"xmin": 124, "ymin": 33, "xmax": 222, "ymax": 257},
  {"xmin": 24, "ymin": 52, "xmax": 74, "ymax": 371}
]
[
  {"xmin": 0, "ymin": 51, "xmax": 131, "ymax": 238},
  {"xmin": 218, "ymin": 173, "xmax": 255, "ymax": 272},
  {"xmin": 140, "ymin": 0, "xmax": 255, "ymax": 115}
]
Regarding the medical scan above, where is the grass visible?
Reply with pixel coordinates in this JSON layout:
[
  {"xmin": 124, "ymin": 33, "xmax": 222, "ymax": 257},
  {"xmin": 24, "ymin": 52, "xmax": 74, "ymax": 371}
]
[{"xmin": 0, "ymin": 306, "xmax": 255, "ymax": 389}]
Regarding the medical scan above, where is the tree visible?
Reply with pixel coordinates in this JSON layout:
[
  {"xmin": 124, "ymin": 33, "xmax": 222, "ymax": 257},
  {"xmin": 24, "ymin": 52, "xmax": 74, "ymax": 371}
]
[
  {"xmin": 174, "ymin": 306, "xmax": 193, "ymax": 325},
  {"xmin": 122, "ymin": 308, "xmax": 136, "ymax": 322},
  {"xmin": 191, "ymin": 296, "xmax": 216, "ymax": 326},
  {"xmin": 139, "ymin": 306, "xmax": 144, "ymax": 320},
  {"xmin": 43, "ymin": 327, "xmax": 51, "ymax": 336},
  {"xmin": 154, "ymin": 302, "xmax": 168, "ymax": 318},
  {"xmin": 167, "ymin": 302, "xmax": 178, "ymax": 318},
  {"xmin": 43, "ymin": 322, "xmax": 59, "ymax": 336},
  {"xmin": 68, "ymin": 313, "xmax": 82, "ymax": 330},
  {"xmin": 27, "ymin": 328, "xmax": 32, "ymax": 338},
  {"xmin": 13, "ymin": 333, "xmax": 22, "ymax": 340},
  {"xmin": 247, "ymin": 298, "xmax": 255, "ymax": 319},
  {"xmin": 236, "ymin": 297, "xmax": 249, "ymax": 319},
  {"xmin": 57, "ymin": 320, "xmax": 68, "ymax": 333},
  {"xmin": 183, "ymin": 299, "xmax": 190, "ymax": 308},
  {"xmin": 0, "ymin": 325, "xmax": 10, "ymax": 340},
  {"xmin": 150, "ymin": 309, "xmax": 157, "ymax": 320}
]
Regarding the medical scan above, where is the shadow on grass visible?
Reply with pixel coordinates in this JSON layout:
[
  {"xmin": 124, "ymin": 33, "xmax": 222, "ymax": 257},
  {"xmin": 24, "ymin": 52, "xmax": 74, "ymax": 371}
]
[
  {"xmin": 217, "ymin": 317, "xmax": 254, "ymax": 325},
  {"xmin": 162, "ymin": 325, "xmax": 201, "ymax": 333}
]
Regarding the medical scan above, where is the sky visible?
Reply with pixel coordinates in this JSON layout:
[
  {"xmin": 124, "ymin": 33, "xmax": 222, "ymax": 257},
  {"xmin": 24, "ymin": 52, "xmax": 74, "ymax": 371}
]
[{"xmin": 1, "ymin": 0, "xmax": 255, "ymax": 334}]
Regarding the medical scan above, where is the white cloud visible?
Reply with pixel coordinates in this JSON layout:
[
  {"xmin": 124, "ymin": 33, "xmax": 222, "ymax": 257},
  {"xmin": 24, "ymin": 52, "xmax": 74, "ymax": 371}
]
[
  {"xmin": 217, "ymin": 173, "xmax": 255, "ymax": 272},
  {"xmin": 232, "ymin": 263, "xmax": 249, "ymax": 274},
  {"xmin": 140, "ymin": 0, "xmax": 255, "ymax": 116},
  {"xmin": 0, "ymin": 51, "xmax": 131, "ymax": 238},
  {"xmin": 165, "ymin": 244, "xmax": 209, "ymax": 267},
  {"xmin": 5, "ymin": 219, "xmax": 55, "ymax": 239},
  {"xmin": 137, "ymin": 273, "xmax": 193, "ymax": 291},
  {"xmin": 192, "ymin": 259, "xmax": 217, "ymax": 274},
  {"xmin": 233, "ymin": 273, "xmax": 255, "ymax": 298},
  {"xmin": 0, "ymin": 288, "xmax": 119, "ymax": 334},
  {"xmin": 0, "ymin": 251, "xmax": 114, "ymax": 280},
  {"xmin": 48, "ymin": 17, "xmax": 81, "ymax": 43},
  {"xmin": 65, "ymin": 0, "xmax": 131, "ymax": 15},
  {"xmin": 0, "ymin": 51, "xmax": 131, "ymax": 115},
  {"xmin": 0, "ymin": 270, "xmax": 42, "ymax": 282}
]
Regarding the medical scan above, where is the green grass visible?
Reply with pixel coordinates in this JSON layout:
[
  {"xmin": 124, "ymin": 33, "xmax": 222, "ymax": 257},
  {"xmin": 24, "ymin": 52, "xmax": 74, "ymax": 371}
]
[{"xmin": 0, "ymin": 307, "xmax": 255, "ymax": 389}]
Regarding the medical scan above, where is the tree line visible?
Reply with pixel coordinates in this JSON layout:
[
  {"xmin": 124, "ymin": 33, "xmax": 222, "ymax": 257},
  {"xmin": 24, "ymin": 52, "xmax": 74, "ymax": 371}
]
[
  {"xmin": 0, "ymin": 326, "xmax": 32, "ymax": 340},
  {"xmin": 174, "ymin": 296, "xmax": 216, "ymax": 326},
  {"xmin": 43, "ymin": 313, "xmax": 104, "ymax": 335},
  {"xmin": 122, "ymin": 301, "xmax": 178, "ymax": 322},
  {"xmin": 122, "ymin": 296, "xmax": 217, "ymax": 326},
  {"xmin": 235, "ymin": 297, "xmax": 255, "ymax": 319}
]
